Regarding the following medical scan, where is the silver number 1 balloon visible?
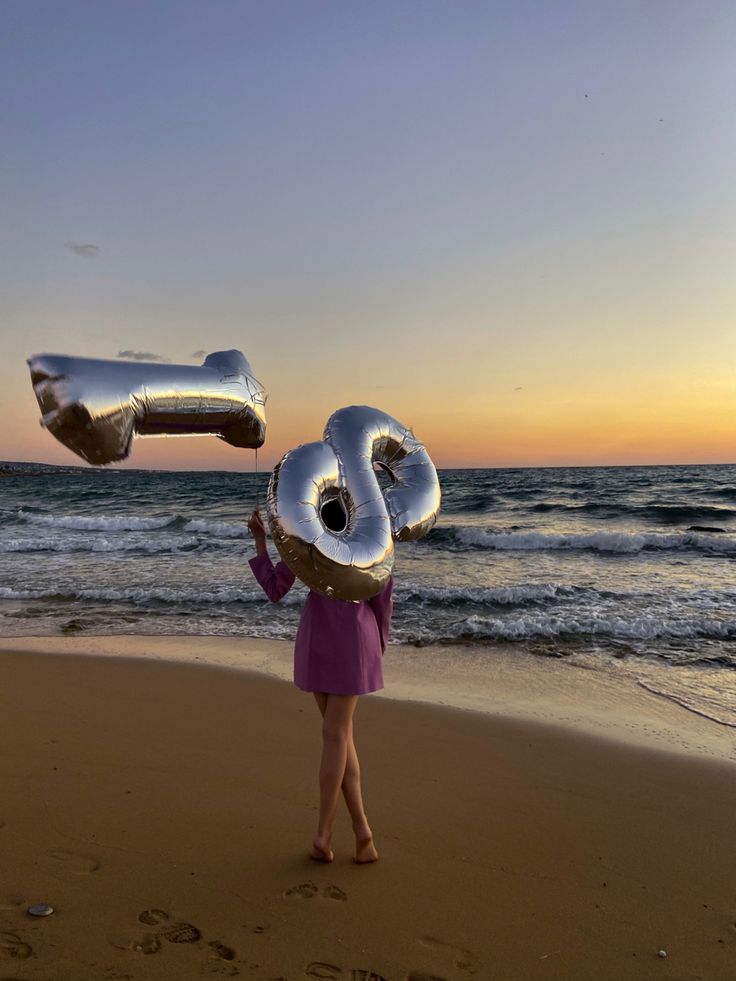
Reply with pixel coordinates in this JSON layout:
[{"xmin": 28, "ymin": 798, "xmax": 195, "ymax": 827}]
[
  {"xmin": 268, "ymin": 405, "xmax": 441, "ymax": 601},
  {"xmin": 27, "ymin": 349, "xmax": 266, "ymax": 465}
]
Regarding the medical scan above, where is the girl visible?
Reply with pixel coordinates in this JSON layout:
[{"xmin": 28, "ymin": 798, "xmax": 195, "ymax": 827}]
[{"xmin": 247, "ymin": 508, "xmax": 393, "ymax": 864}]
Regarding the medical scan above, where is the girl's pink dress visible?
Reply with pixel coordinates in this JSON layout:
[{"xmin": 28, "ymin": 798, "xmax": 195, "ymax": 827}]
[{"xmin": 249, "ymin": 551, "xmax": 393, "ymax": 696}]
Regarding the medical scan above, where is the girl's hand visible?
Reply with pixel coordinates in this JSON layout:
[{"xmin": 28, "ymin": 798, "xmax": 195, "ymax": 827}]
[
  {"xmin": 248, "ymin": 509, "xmax": 266, "ymax": 536},
  {"xmin": 248, "ymin": 510, "xmax": 267, "ymax": 554}
]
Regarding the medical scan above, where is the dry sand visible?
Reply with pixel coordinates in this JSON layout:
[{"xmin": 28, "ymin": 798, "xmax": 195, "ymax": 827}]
[{"xmin": 0, "ymin": 638, "xmax": 735, "ymax": 981}]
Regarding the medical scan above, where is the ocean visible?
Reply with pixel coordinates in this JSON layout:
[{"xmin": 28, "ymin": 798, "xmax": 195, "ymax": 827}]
[{"xmin": 1, "ymin": 460, "xmax": 734, "ymax": 728}]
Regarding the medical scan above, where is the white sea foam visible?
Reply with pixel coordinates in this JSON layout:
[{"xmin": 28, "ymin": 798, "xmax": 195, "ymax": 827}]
[
  {"xmin": 17, "ymin": 510, "xmax": 175, "ymax": 532},
  {"xmin": 0, "ymin": 585, "xmax": 304, "ymax": 606},
  {"xmin": 440, "ymin": 612, "xmax": 736, "ymax": 642},
  {"xmin": 454, "ymin": 527, "xmax": 736, "ymax": 555},
  {"xmin": 14, "ymin": 510, "xmax": 250, "ymax": 538},
  {"xmin": 396, "ymin": 583, "xmax": 577, "ymax": 604},
  {"xmin": 0, "ymin": 536, "xmax": 197, "ymax": 554}
]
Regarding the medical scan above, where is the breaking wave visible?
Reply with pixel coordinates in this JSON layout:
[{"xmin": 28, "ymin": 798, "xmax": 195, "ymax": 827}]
[
  {"xmin": 395, "ymin": 583, "xmax": 580, "ymax": 605},
  {"xmin": 13, "ymin": 510, "xmax": 250, "ymax": 539},
  {"xmin": 0, "ymin": 584, "xmax": 304, "ymax": 607},
  {"xmin": 433, "ymin": 526, "xmax": 736, "ymax": 555},
  {"xmin": 434, "ymin": 612, "xmax": 736, "ymax": 644}
]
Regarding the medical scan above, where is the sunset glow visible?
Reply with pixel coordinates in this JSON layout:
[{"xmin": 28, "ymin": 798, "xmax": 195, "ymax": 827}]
[{"xmin": 2, "ymin": 2, "xmax": 734, "ymax": 471}]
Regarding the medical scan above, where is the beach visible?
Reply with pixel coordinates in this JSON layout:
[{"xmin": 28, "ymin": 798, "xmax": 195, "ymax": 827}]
[
  {"xmin": 4, "ymin": 0, "xmax": 735, "ymax": 976},
  {"xmin": 1, "ymin": 637, "xmax": 734, "ymax": 981}
]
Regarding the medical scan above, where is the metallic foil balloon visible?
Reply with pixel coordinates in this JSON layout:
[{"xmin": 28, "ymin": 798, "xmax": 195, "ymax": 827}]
[
  {"xmin": 267, "ymin": 405, "xmax": 441, "ymax": 601},
  {"xmin": 27, "ymin": 349, "xmax": 266, "ymax": 465}
]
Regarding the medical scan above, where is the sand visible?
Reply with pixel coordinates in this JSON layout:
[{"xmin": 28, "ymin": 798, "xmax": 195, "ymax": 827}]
[{"xmin": 0, "ymin": 638, "xmax": 735, "ymax": 981}]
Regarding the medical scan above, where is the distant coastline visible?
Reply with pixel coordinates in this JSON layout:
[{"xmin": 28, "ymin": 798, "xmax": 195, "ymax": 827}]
[{"xmin": 0, "ymin": 462, "xmax": 88, "ymax": 478}]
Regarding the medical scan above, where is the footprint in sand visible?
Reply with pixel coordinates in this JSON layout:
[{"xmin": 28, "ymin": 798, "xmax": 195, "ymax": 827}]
[
  {"xmin": 112, "ymin": 909, "xmax": 236, "ymax": 965},
  {"xmin": 305, "ymin": 965, "xmax": 341, "ymax": 980},
  {"xmin": 160, "ymin": 922, "xmax": 202, "ymax": 944},
  {"xmin": 110, "ymin": 910, "xmax": 202, "ymax": 955},
  {"xmin": 285, "ymin": 882, "xmax": 319, "ymax": 899},
  {"xmin": 137, "ymin": 909, "xmax": 202, "ymax": 944},
  {"xmin": 109, "ymin": 909, "xmax": 167, "ymax": 954},
  {"xmin": 109, "ymin": 933, "xmax": 161, "ymax": 955},
  {"xmin": 304, "ymin": 966, "xmax": 386, "ymax": 980},
  {"xmin": 132, "ymin": 935, "xmax": 162, "ymax": 955},
  {"xmin": 285, "ymin": 882, "xmax": 347, "ymax": 901},
  {"xmin": 138, "ymin": 909, "xmax": 169, "ymax": 926},
  {"xmin": 0, "ymin": 932, "xmax": 33, "ymax": 960},
  {"xmin": 42, "ymin": 848, "xmax": 99, "ymax": 874},
  {"xmin": 322, "ymin": 885, "xmax": 347, "ymax": 902},
  {"xmin": 208, "ymin": 940, "xmax": 236, "ymax": 960}
]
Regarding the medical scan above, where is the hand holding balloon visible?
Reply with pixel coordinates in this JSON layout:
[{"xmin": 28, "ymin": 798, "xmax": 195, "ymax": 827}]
[{"xmin": 248, "ymin": 509, "xmax": 268, "ymax": 555}]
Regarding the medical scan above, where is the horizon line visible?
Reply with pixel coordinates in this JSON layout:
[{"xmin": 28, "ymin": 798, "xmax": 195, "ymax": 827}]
[{"xmin": 2, "ymin": 457, "xmax": 735, "ymax": 475}]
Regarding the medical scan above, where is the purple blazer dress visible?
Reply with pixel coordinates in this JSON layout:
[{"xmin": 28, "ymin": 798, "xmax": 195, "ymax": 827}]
[{"xmin": 249, "ymin": 550, "xmax": 393, "ymax": 696}]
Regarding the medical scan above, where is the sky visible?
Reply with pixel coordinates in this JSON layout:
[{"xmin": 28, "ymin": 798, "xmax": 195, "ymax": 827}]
[{"xmin": 1, "ymin": 0, "xmax": 734, "ymax": 471}]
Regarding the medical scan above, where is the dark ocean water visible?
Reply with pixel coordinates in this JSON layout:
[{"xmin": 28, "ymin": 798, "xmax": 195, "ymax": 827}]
[{"xmin": 1, "ymin": 461, "xmax": 734, "ymax": 725}]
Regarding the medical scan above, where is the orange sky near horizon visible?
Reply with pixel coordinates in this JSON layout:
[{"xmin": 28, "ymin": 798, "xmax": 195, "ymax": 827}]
[{"xmin": 5, "ymin": 355, "xmax": 734, "ymax": 472}]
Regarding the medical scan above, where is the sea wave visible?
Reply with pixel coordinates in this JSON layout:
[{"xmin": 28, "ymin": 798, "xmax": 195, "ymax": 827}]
[
  {"xmin": 704, "ymin": 486, "xmax": 736, "ymax": 501},
  {"xmin": 0, "ymin": 581, "xmax": 583, "ymax": 608},
  {"xmin": 528, "ymin": 502, "xmax": 736, "ymax": 524},
  {"xmin": 0, "ymin": 536, "xmax": 208, "ymax": 555},
  {"xmin": 433, "ymin": 612, "xmax": 736, "ymax": 644},
  {"xmin": 181, "ymin": 518, "xmax": 249, "ymax": 538},
  {"xmin": 4, "ymin": 577, "xmax": 733, "ymax": 616},
  {"xmin": 443, "ymin": 491, "xmax": 498, "ymax": 512},
  {"xmin": 396, "ymin": 583, "xmax": 580, "ymax": 605},
  {"xmin": 14, "ymin": 510, "xmax": 250, "ymax": 538},
  {"xmin": 396, "ymin": 583, "xmax": 736, "ymax": 608},
  {"xmin": 432, "ymin": 526, "xmax": 736, "ymax": 555},
  {"xmin": 0, "ymin": 584, "xmax": 304, "ymax": 606},
  {"xmin": 17, "ymin": 510, "xmax": 178, "ymax": 532}
]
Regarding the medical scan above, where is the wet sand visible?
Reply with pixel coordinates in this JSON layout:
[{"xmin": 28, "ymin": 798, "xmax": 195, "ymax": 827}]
[{"xmin": 0, "ymin": 640, "xmax": 734, "ymax": 980}]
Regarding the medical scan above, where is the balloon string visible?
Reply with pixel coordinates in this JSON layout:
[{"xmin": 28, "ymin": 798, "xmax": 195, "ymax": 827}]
[{"xmin": 254, "ymin": 446, "xmax": 259, "ymax": 512}]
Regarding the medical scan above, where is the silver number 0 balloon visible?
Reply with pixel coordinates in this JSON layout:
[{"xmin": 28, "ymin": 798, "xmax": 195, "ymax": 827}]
[{"xmin": 267, "ymin": 405, "xmax": 441, "ymax": 601}]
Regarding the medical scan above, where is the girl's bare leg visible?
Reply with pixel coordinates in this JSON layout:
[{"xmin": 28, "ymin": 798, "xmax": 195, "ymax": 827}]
[
  {"xmin": 312, "ymin": 693, "xmax": 379, "ymax": 863},
  {"xmin": 310, "ymin": 693, "xmax": 355, "ymax": 861}
]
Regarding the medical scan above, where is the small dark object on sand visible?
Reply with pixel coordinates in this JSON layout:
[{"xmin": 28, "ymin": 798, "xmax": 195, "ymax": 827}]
[{"xmin": 27, "ymin": 903, "xmax": 54, "ymax": 917}]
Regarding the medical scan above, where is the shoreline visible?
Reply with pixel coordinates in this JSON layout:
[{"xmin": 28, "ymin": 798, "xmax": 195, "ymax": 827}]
[
  {"xmin": 1, "ymin": 633, "xmax": 734, "ymax": 763},
  {"xmin": 0, "ymin": 644, "xmax": 734, "ymax": 980}
]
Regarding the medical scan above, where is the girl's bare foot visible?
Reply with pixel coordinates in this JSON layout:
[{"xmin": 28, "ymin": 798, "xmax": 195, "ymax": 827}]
[
  {"xmin": 353, "ymin": 826, "xmax": 379, "ymax": 864},
  {"xmin": 310, "ymin": 836, "xmax": 334, "ymax": 863}
]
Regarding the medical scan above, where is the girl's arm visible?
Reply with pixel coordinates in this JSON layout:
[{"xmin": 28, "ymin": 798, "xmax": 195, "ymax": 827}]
[
  {"xmin": 249, "ymin": 551, "xmax": 296, "ymax": 602},
  {"xmin": 247, "ymin": 510, "xmax": 296, "ymax": 602},
  {"xmin": 368, "ymin": 576, "xmax": 393, "ymax": 653}
]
